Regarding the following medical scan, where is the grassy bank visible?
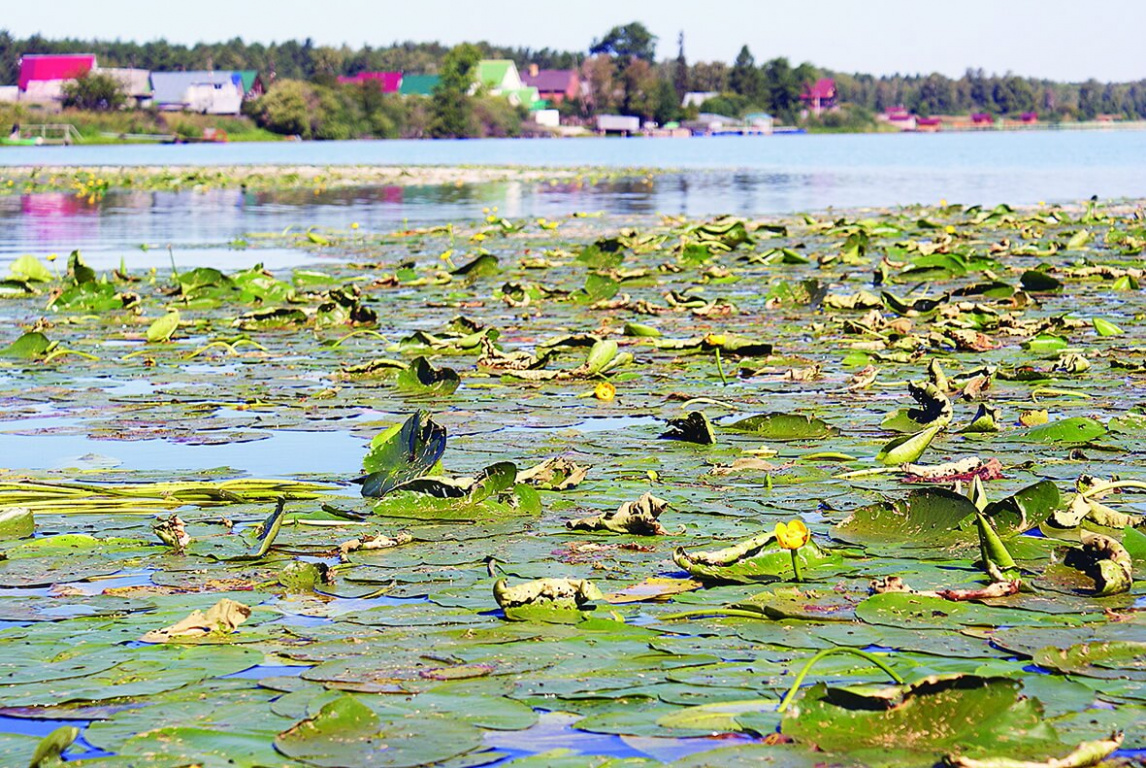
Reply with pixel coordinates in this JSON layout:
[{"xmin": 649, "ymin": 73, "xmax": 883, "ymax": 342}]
[{"xmin": 0, "ymin": 105, "xmax": 281, "ymax": 144}]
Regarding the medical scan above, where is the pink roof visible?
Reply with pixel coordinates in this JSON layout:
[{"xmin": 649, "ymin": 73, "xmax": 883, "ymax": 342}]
[
  {"xmin": 337, "ymin": 72, "xmax": 402, "ymax": 93},
  {"xmin": 19, "ymin": 54, "xmax": 96, "ymax": 90},
  {"xmin": 802, "ymin": 78, "xmax": 836, "ymax": 100}
]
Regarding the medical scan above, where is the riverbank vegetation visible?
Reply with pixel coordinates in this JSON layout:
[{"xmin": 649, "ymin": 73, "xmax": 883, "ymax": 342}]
[{"xmin": 3, "ymin": 25, "xmax": 1146, "ymax": 140}]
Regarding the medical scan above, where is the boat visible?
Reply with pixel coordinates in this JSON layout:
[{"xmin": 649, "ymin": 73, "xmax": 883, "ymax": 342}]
[{"xmin": 0, "ymin": 137, "xmax": 43, "ymax": 146}]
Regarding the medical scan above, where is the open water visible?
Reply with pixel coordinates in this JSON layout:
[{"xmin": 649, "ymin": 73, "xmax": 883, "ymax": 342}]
[{"xmin": 1, "ymin": 130, "xmax": 1144, "ymax": 270}]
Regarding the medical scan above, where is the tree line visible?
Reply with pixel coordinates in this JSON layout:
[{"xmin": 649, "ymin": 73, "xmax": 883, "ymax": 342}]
[{"xmin": 2, "ymin": 24, "xmax": 1144, "ymax": 137}]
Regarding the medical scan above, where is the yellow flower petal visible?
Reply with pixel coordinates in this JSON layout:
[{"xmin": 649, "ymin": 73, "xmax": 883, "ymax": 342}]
[
  {"xmin": 775, "ymin": 519, "xmax": 810, "ymax": 549},
  {"xmin": 593, "ymin": 381, "xmax": 616, "ymax": 402}
]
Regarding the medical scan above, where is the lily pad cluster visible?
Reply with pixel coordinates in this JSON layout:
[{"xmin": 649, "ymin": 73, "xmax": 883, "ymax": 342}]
[{"xmin": 0, "ymin": 196, "xmax": 1144, "ymax": 765}]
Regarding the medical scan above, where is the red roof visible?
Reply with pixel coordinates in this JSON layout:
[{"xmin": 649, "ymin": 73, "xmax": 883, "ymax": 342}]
[
  {"xmin": 802, "ymin": 78, "xmax": 836, "ymax": 101},
  {"xmin": 337, "ymin": 72, "xmax": 402, "ymax": 93},
  {"xmin": 18, "ymin": 54, "xmax": 96, "ymax": 90}
]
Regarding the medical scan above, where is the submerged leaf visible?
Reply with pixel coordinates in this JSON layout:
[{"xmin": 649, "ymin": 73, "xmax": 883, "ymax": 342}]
[{"xmin": 725, "ymin": 412, "xmax": 837, "ymax": 441}]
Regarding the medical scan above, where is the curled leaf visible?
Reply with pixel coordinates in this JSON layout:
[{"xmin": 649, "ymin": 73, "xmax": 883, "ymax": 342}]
[
  {"xmin": 660, "ymin": 411, "xmax": 715, "ymax": 444},
  {"xmin": 567, "ymin": 492, "xmax": 670, "ymax": 535},
  {"xmin": 1064, "ymin": 531, "xmax": 1133, "ymax": 595},
  {"xmin": 493, "ymin": 577, "xmax": 604, "ymax": 609},
  {"xmin": 140, "ymin": 598, "xmax": 252, "ymax": 643}
]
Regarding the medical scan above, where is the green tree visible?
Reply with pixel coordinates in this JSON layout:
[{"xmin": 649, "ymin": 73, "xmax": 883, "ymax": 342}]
[
  {"xmin": 431, "ymin": 43, "xmax": 480, "ymax": 137},
  {"xmin": 61, "ymin": 72, "xmax": 126, "ymax": 111},
  {"xmin": 654, "ymin": 76, "xmax": 682, "ymax": 124},
  {"xmin": 673, "ymin": 31, "xmax": 689, "ymax": 100},
  {"xmin": 254, "ymin": 79, "xmax": 312, "ymax": 136},
  {"xmin": 589, "ymin": 22, "xmax": 657, "ymax": 65},
  {"xmin": 762, "ymin": 57, "xmax": 802, "ymax": 119},
  {"xmin": 729, "ymin": 45, "xmax": 762, "ymax": 102}
]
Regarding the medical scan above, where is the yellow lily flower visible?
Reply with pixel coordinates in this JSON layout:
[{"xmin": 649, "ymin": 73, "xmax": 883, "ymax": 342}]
[{"xmin": 774, "ymin": 520, "xmax": 810, "ymax": 550}]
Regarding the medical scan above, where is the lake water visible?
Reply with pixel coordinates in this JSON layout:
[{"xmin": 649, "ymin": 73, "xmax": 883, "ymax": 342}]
[{"xmin": 0, "ymin": 130, "xmax": 1143, "ymax": 270}]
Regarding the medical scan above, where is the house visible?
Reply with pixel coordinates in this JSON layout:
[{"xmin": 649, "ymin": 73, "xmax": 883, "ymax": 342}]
[
  {"xmin": 681, "ymin": 91, "xmax": 718, "ymax": 109},
  {"xmin": 98, "ymin": 68, "xmax": 152, "ymax": 106},
  {"xmin": 744, "ymin": 112, "xmax": 774, "ymax": 134},
  {"xmin": 399, "ymin": 74, "xmax": 439, "ymax": 96},
  {"xmin": 801, "ymin": 78, "xmax": 836, "ymax": 116},
  {"xmin": 971, "ymin": 112, "xmax": 994, "ymax": 127},
  {"xmin": 684, "ymin": 112, "xmax": 740, "ymax": 135},
  {"xmin": 476, "ymin": 59, "xmax": 524, "ymax": 94},
  {"xmin": 150, "ymin": 71, "xmax": 244, "ymax": 114},
  {"xmin": 18, "ymin": 54, "xmax": 96, "ymax": 103},
  {"xmin": 521, "ymin": 65, "xmax": 579, "ymax": 104},
  {"xmin": 881, "ymin": 107, "xmax": 916, "ymax": 131},
  {"xmin": 916, "ymin": 116, "xmax": 942, "ymax": 132},
  {"xmin": 337, "ymin": 72, "xmax": 402, "ymax": 94},
  {"xmin": 0, "ymin": 86, "xmax": 18, "ymax": 103},
  {"xmin": 1019, "ymin": 112, "xmax": 1038, "ymax": 124},
  {"xmin": 474, "ymin": 59, "xmax": 540, "ymax": 108}
]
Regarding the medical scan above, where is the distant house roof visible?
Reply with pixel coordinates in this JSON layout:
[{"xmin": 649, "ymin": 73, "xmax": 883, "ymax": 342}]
[
  {"xmin": 971, "ymin": 112, "xmax": 993, "ymax": 122},
  {"xmin": 98, "ymin": 67, "xmax": 151, "ymax": 98},
  {"xmin": 399, "ymin": 74, "xmax": 439, "ymax": 96},
  {"xmin": 337, "ymin": 71, "xmax": 402, "ymax": 93},
  {"xmin": 151, "ymin": 71, "xmax": 242, "ymax": 106},
  {"xmin": 475, "ymin": 60, "xmax": 522, "ymax": 93},
  {"xmin": 801, "ymin": 78, "xmax": 836, "ymax": 102},
  {"xmin": 681, "ymin": 91, "xmax": 718, "ymax": 108},
  {"xmin": 18, "ymin": 54, "xmax": 96, "ymax": 90},
  {"xmin": 521, "ymin": 69, "xmax": 574, "ymax": 93},
  {"xmin": 237, "ymin": 70, "xmax": 262, "ymax": 94}
]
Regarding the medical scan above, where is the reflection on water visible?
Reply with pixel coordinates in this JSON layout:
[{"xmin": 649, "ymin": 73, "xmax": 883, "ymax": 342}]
[{"xmin": 1, "ymin": 131, "xmax": 1144, "ymax": 271}]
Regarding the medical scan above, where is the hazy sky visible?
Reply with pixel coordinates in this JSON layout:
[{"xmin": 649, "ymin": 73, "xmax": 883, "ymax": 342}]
[{"xmin": 4, "ymin": 0, "xmax": 1144, "ymax": 82}]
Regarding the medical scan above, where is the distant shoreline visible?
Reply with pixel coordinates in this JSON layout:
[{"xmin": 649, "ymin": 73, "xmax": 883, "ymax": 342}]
[{"xmin": 0, "ymin": 164, "xmax": 652, "ymax": 193}]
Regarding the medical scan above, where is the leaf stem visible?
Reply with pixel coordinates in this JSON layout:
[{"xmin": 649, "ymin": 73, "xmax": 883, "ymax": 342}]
[
  {"xmin": 790, "ymin": 549, "xmax": 803, "ymax": 582},
  {"xmin": 659, "ymin": 608, "xmax": 766, "ymax": 621},
  {"xmin": 1079, "ymin": 480, "xmax": 1146, "ymax": 499},
  {"xmin": 777, "ymin": 647, "xmax": 905, "ymax": 713},
  {"xmin": 715, "ymin": 348, "xmax": 728, "ymax": 387}
]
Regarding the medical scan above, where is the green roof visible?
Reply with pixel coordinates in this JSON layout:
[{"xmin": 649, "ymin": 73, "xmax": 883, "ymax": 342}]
[
  {"xmin": 400, "ymin": 74, "xmax": 439, "ymax": 96},
  {"xmin": 237, "ymin": 70, "xmax": 259, "ymax": 93},
  {"xmin": 476, "ymin": 60, "xmax": 514, "ymax": 90}
]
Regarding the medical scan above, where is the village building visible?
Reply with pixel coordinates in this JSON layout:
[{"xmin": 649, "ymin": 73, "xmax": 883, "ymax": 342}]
[
  {"xmin": 744, "ymin": 112, "xmax": 775, "ymax": 134},
  {"xmin": 17, "ymin": 53, "xmax": 96, "ymax": 104},
  {"xmin": 520, "ymin": 65, "xmax": 579, "ymax": 104},
  {"xmin": 681, "ymin": 91, "xmax": 718, "ymax": 109},
  {"xmin": 880, "ymin": 106, "xmax": 916, "ymax": 131},
  {"xmin": 475, "ymin": 59, "xmax": 539, "ymax": 108},
  {"xmin": 150, "ymin": 71, "xmax": 246, "ymax": 114},
  {"xmin": 98, "ymin": 68, "xmax": 153, "ymax": 106},
  {"xmin": 337, "ymin": 72, "xmax": 402, "ymax": 94},
  {"xmin": 801, "ymin": 77, "xmax": 837, "ymax": 116},
  {"xmin": 398, "ymin": 74, "xmax": 439, "ymax": 96}
]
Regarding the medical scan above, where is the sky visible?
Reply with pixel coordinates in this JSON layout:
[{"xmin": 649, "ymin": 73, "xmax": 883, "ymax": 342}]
[{"xmin": 4, "ymin": 0, "xmax": 1144, "ymax": 82}]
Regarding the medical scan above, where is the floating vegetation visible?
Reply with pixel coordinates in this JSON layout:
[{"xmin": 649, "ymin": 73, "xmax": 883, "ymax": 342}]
[{"xmin": 0, "ymin": 197, "xmax": 1145, "ymax": 765}]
